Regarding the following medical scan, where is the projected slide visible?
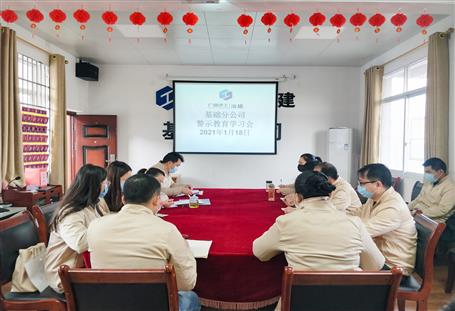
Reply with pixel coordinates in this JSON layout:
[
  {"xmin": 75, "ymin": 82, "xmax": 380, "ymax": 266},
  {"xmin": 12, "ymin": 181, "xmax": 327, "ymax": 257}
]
[{"xmin": 173, "ymin": 81, "xmax": 277, "ymax": 154}]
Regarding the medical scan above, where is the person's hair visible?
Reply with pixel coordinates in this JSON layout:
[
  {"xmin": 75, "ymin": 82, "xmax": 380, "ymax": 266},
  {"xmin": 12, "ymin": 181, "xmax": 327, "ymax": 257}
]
[
  {"xmin": 137, "ymin": 168, "xmax": 147, "ymax": 174},
  {"xmin": 104, "ymin": 161, "xmax": 132, "ymax": 213},
  {"xmin": 161, "ymin": 152, "xmax": 184, "ymax": 164},
  {"xmin": 316, "ymin": 162, "xmax": 339, "ymax": 180},
  {"xmin": 123, "ymin": 174, "xmax": 161, "ymax": 205},
  {"xmin": 358, "ymin": 163, "xmax": 392, "ymax": 188},
  {"xmin": 145, "ymin": 167, "xmax": 165, "ymax": 178},
  {"xmin": 423, "ymin": 157, "xmax": 447, "ymax": 173},
  {"xmin": 50, "ymin": 164, "xmax": 106, "ymax": 231},
  {"xmin": 295, "ymin": 171, "xmax": 336, "ymax": 198},
  {"xmin": 300, "ymin": 153, "xmax": 322, "ymax": 163}
]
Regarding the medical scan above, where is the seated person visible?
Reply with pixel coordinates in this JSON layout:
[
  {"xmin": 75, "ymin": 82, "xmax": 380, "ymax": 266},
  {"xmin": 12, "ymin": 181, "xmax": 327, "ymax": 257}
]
[
  {"xmin": 87, "ymin": 174, "xmax": 200, "ymax": 311},
  {"xmin": 409, "ymin": 157, "xmax": 455, "ymax": 223},
  {"xmin": 137, "ymin": 168, "xmax": 147, "ymax": 174},
  {"xmin": 254, "ymin": 172, "xmax": 384, "ymax": 310},
  {"xmin": 45, "ymin": 164, "xmax": 108, "ymax": 293},
  {"xmin": 278, "ymin": 153, "xmax": 322, "ymax": 197},
  {"xmin": 351, "ymin": 163, "xmax": 417, "ymax": 278},
  {"xmin": 103, "ymin": 161, "xmax": 132, "ymax": 213},
  {"xmin": 146, "ymin": 167, "xmax": 175, "ymax": 208},
  {"xmin": 152, "ymin": 152, "xmax": 192, "ymax": 196},
  {"xmin": 314, "ymin": 162, "xmax": 361, "ymax": 213}
]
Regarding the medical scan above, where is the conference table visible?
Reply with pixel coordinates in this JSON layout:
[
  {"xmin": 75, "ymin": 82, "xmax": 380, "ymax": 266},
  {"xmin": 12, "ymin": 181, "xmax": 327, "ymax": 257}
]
[{"xmin": 165, "ymin": 189, "xmax": 287, "ymax": 310}]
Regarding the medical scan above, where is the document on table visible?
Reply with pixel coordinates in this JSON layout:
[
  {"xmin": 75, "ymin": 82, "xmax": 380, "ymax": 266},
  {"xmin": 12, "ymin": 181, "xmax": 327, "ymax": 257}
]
[
  {"xmin": 174, "ymin": 199, "xmax": 211, "ymax": 206},
  {"xmin": 187, "ymin": 240, "xmax": 212, "ymax": 258},
  {"xmin": 156, "ymin": 213, "xmax": 168, "ymax": 218},
  {"xmin": 175, "ymin": 189, "xmax": 204, "ymax": 197}
]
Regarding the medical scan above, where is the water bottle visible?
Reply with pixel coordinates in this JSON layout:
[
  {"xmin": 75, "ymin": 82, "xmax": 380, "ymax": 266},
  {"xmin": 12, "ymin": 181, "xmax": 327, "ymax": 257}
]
[
  {"xmin": 267, "ymin": 183, "xmax": 276, "ymax": 201},
  {"xmin": 189, "ymin": 195, "xmax": 199, "ymax": 208}
]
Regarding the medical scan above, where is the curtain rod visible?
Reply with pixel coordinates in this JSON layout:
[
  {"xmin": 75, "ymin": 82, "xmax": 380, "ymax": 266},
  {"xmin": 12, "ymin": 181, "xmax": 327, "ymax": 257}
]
[
  {"xmin": 382, "ymin": 27, "xmax": 453, "ymax": 67},
  {"xmin": 17, "ymin": 36, "xmax": 69, "ymax": 64}
]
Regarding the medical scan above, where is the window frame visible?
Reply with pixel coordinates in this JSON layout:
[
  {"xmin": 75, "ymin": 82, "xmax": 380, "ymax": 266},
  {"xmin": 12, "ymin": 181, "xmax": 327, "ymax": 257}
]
[
  {"xmin": 380, "ymin": 57, "xmax": 427, "ymax": 175},
  {"xmin": 18, "ymin": 52, "xmax": 52, "ymax": 171}
]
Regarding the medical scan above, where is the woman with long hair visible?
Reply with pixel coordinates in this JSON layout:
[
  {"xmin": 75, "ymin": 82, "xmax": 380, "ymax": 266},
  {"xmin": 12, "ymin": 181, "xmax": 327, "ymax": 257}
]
[
  {"xmin": 45, "ymin": 164, "xmax": 107, "ymax": 293},
  {"xmin": 103, "ymin": 161, "xmax": 132, "ymax": 213}
]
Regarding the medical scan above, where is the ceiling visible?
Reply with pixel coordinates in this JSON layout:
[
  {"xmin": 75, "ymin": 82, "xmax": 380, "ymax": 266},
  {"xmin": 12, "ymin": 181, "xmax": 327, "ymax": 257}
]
[{"xmin": 3, "ymin": 0, "xmax": 454, "ymax": 66}]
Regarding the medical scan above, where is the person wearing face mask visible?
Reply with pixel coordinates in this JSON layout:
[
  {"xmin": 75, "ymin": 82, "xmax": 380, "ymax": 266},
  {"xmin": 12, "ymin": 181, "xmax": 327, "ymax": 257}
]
[
  {"xmin": 45, "ymin": 164, "xmax": 108, "ymax": 293},
  {"xmin": 145, "ymin": 167, "xmax": 175, "ymax": 208},
  {"xmin": 314, "ymin": 162, "xmax": 361, "ymax": 213},
  {"xmin": 87, "ymin": 174, "xmax": 200, "ymax": 311},
  {"xmin": 279, "ymin": 153, "xmax": 322, "ymax": 208},
  {"xmin": 408, "ymin": 157, "xmax": 455, "ymax": 223},
  {"xmin": 103, "ymin": 161, "xmax": 132, "ymax": 213},
  {"xmin": 254, "ymin": 172, "xmax": 384, "ymax": 310},
  {"xmin": 152, "ymin": 152, "xmax": 192, "ymax": 197},
  {"xmin": 350, "ymin": 163, "xmax": 417, "ymax": 280}
]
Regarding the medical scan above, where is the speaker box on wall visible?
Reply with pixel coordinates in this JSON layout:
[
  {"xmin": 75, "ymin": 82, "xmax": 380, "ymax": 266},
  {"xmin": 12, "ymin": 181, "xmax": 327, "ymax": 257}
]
[{"xmin": 76, "ymin": 61, "xmax": 99, "ymax": 81}]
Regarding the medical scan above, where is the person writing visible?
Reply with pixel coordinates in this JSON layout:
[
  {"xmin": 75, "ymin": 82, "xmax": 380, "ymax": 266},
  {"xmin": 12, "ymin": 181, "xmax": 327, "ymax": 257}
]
[{"xmin": 152, "ymin": 152, "xmax": 192, "ymax": 196}]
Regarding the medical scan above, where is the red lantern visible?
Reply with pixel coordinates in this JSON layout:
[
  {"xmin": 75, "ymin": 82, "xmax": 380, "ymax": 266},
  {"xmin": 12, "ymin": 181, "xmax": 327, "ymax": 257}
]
[
  {"xmin": 416, "ymin": 14, "xmax": 433, "ymax": 35},
  {"xmin": 182, "ymin": 12, "xmax": 198, "ymax": 34},
  {"xmin": 369, "ymin": 13, "xmax": 386, "ymax": 33},
  {"xmin": 157, "ymin": 11, "xmax": 173, "ymax": 33},
  {"xmin": 309, "ymin": 12, "xmax": 326, "ymax": 33},
  {"xmin": 350, "ymin": 12, "xmax": 367, "ymax": 32},
  {"xmin": 102, "ymin": 11, "xmax": 118, "ymax": 34},
  {"xmin": 1, "ymin": 9, "xmax": 18, "ymax": 23},
  {"xmin": 73, "ymin": 9, "xmax": 90, "ymax": 32},
  {"xmin": 49, "ymin": 9, "xmax": 66, "ymax": 32},
  {"xmin": 130, "ymin": 12, "xmax": 146, "ymax": 26},
  {"xmin": 330, "ymin": 13, "xmax": 346, "ymax": 34},
  {"xmin": 391, "ymin": 13, "xmax": 407, "ymax": 32},
  {"xmin": 237, "ymin": 14, "xmax": 253, "ymax": 35},
  {"xmin": 261, "ymin": 12, "xmax": 277, "ymax": 34},
  {"xmin": 26, "ymin": 8, "xmax": 44, "ymax": 29},
  {"xmin": 283, "ymin": 13, "xmax": 300, "ymax": 33}
]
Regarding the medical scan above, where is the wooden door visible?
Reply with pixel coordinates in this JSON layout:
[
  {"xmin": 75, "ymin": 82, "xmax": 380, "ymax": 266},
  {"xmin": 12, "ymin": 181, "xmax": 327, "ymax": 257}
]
[{"xmin": 68, "ymin": 115, "xmax": 117, "ymax": 181}]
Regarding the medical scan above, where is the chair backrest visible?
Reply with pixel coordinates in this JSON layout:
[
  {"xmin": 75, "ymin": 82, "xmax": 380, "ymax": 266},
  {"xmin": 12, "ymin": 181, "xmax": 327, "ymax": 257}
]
[
  {"xmin": 0, "ymin": 211, "xmax": 40, "ymax": 284},
  {"xmin": 411, "ymin": 181, "xmax": 424, "ymax": 201},
  {"xmin": 280, "ymin": 267, "xmax": 402, "ymax": 311},
  {"xmin": 392, "ymin": 177, "xmax": 401, "ymax": 192},
  {"xmin": 413, "ymin": 212, "xmax": 445, "ymax": 294},
  {"xmin": 58, "ymin": 264, "xmax": 179, "ymax": 311},
  {"xmin": 27, "ymin": 202, "xmax": 60, "ymax": 246}
]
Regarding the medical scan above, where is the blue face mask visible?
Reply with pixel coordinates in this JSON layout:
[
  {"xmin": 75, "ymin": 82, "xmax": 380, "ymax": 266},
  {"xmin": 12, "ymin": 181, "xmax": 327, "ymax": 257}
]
[
  {"xmin": 120, "ymin": 180, "xmax": 125, "ymax": 192},
  {"xmin": 423, "ymin": 172, "xmax": 437, "ymax": 184},
  {"xmin": 99, "ymin": 184, "xmax": 109, "ymax": 198},
  {"xmin": 169, "ymin": 167, "xmax": 178, "ymax": 174},
  {"xmin": 357, "ymin": 185, "xmax": 373, "ymax": 199}
]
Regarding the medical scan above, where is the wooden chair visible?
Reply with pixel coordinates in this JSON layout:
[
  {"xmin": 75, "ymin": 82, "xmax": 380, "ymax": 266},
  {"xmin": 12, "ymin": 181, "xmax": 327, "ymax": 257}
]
[
  {"xmin": 0, "ymin": 211, "xmax": 66, "ymax": 311},
  {"xmin": 58, "ymin": 264, "xmax": 179, "ymax": 311},
  {"xmin": 392, "ymin": 176, "xmax": 402, "ymax": 193},
  {"xmin": 411, "ymin": 181, "xmax": 424, "ymax": 201},
  {"xmin": 27, "ymin": 202, "xmax": 60, "ymax": 246},
  {"xmin": 397, "ymin": 213, "xmax": 446, "ymax": 311},
  {"xmin": 280, "ymin": 266, "xmax": 402, "ymax": 311}
]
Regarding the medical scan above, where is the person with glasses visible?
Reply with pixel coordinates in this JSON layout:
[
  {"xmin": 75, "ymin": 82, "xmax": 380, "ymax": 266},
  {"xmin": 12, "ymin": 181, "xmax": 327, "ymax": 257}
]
[
  {"xmin": 350, "ymin": 163, "xmax": 417, "ymax": 279},
  {"xmin": 254, "ymin": 171, "xmax": 384, "ymax": 310}
]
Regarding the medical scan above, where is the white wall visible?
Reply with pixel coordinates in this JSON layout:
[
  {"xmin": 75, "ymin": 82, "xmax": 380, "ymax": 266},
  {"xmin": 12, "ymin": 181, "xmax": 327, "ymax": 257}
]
[
  {"xmin": 8, "ymin": 24, "xmax": 89, "ymax": 113},
  {"xmin": 86, "ymin": 65, "xmax": 362, "ymax": 188},
  {"xmin": 360, "ymin": 16, "xmax": 455, "ymax": 201}
]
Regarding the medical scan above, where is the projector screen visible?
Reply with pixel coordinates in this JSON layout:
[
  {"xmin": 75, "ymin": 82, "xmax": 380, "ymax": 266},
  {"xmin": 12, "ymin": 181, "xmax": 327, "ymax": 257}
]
[{"xmin": 173, "ymin": 81, "xmax": 277, "ymax": 154}]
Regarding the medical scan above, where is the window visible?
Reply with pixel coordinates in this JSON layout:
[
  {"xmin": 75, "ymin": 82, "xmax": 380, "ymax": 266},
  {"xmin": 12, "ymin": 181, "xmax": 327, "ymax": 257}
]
[
  {"xmin": 18, "ymin": 53, "xmax": 51, "ymax": 170},
  {"xmin": 379, "ymin": 59, "xmax": 427, "ymax": 174}
]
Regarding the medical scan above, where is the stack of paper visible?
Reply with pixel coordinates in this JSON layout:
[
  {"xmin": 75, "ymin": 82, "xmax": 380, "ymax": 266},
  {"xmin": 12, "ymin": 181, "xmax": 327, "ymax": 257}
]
[
  {"xmin": 186, "ymin": 240, "xmax": 212, "ymax": 258},
  {"xmin": 173, "ymin": 199, "xmax": 211, "ymax": 206},
  {"xmin": 175, "ymin": 189, "xmax": 204, "ymax": 197}
]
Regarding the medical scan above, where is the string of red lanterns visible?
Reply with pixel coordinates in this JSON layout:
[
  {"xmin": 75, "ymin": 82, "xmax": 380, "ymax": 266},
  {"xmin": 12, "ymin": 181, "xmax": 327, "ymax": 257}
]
[{"xmin": 0, "ymin": 8, "xmax": 435, "ymax": 42}]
